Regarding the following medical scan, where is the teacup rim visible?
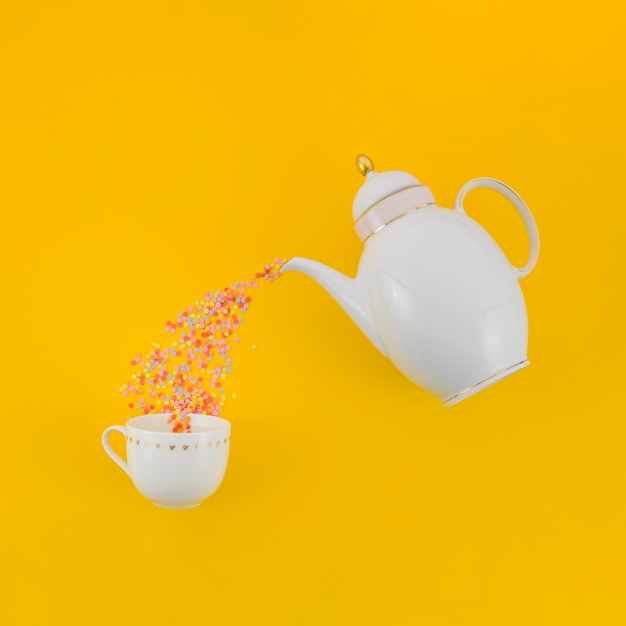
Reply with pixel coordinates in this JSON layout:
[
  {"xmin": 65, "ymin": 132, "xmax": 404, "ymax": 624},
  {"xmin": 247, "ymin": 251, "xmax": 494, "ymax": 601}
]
[{"xmin": 125, "ymin": 413, "xmax": 231, "ymax": 435}]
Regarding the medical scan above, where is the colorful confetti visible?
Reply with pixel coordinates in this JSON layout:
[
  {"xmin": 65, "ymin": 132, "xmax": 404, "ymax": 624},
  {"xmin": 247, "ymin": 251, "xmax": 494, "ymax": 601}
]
[{"xmin": 120, "ymin": 259, "xmax": 285, "ymax": 432}]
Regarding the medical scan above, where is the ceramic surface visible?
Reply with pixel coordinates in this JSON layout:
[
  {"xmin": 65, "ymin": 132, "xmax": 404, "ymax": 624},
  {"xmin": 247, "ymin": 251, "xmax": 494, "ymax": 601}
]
[
  {"xmin": 283, "ymin": 162, "xmax": 539, "ymax": 405},
  {"xmin": 102, "ymin": 413, "xmax": 230, "ymax": 508}
]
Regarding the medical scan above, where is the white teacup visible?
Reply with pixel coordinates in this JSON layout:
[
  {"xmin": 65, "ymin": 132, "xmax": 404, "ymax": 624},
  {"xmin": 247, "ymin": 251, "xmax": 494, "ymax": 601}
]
[{"xmin": 102, "ymin": 413, "xmax": 231, "ymax": 509}]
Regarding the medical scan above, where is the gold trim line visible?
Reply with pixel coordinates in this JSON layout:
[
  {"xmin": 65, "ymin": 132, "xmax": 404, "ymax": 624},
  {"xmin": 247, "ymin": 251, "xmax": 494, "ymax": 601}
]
[
  {"xmin": 355, "ymin": 185, "xmax": 423, "ymax": 225},
  {"xmin": 362, "ymin": 202, "xmax": 436, "ymax": 243},
  {"xmin": 443, "ymin": 360, "xmax": 529, "ymax": 405}
]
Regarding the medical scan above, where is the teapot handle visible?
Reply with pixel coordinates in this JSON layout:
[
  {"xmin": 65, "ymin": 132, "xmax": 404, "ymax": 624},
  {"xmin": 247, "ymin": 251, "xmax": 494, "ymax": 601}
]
[{"xmin": 454, "ymin": 178, "xmax": 539, "ymax": 279}]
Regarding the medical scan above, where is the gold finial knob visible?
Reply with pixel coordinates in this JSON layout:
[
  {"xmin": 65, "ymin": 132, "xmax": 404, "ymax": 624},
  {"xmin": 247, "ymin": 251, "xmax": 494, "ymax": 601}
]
[{"xmin": 356, "ymin": 154, "xmax": 374, "ymax": 176}]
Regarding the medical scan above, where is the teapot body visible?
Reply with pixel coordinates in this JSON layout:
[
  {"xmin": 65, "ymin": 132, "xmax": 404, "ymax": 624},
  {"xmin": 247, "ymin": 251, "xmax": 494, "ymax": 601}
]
[
  {"xmin": 359, "ymin": 204, "xmax": 529, "ymax": 405},
  {"xmin": 282, "ymin": 161, "xmax": 539, "ymax": 406}
]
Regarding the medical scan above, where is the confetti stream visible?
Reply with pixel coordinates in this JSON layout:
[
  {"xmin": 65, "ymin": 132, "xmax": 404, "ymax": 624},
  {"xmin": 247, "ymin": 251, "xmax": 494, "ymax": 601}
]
[{"xmin": 120, "ymin": 259, "xmax": 285, "ymax": 432}]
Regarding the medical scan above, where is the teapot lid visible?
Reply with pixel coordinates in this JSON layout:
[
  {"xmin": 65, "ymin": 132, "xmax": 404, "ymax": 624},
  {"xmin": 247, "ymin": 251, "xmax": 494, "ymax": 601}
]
[{"xmin": 352, "ymin": 155, "xmax": 422, "ymax": 221}]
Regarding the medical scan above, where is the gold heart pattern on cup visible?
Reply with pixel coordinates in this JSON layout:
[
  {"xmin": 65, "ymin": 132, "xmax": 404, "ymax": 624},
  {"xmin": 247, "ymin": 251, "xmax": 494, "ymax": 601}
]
[{"xmin": 127, "ymin": 438, "xmax": 228, "ymax": 450}]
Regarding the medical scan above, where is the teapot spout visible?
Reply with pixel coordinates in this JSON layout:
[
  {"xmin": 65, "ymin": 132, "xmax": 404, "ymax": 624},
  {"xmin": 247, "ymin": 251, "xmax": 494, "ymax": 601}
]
[{"xmin": 282, "ymin": 257, "xmax": 388, "ymax": 357}]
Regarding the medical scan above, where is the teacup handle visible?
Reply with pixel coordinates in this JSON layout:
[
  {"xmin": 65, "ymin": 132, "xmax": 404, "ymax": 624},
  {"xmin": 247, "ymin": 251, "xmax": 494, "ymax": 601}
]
[
  {"xmin": 102, "ymin": 426, "xmax": 130, "ymax": 477},
  {"xmin": 454, "ymin": 178, "xmax": 540, "ymax": 279}
]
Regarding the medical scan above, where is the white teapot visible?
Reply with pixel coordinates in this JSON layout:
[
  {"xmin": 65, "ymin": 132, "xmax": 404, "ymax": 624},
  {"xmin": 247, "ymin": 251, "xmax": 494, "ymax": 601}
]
[{"xmin": 282, "ymin": 156, "xmax": 539, "ymax": 405}]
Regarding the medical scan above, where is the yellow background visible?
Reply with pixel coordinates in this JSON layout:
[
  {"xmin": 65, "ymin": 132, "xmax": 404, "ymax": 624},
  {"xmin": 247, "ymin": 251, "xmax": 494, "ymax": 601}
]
[{"xmin": 1, "ymin": 0, "xmax": 625, "ymax": 623}]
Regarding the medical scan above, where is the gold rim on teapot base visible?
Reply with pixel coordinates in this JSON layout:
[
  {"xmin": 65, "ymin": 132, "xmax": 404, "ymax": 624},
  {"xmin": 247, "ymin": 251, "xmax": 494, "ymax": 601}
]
[{"xmin": 443, "ymin": 360, "xmax": 530, "ymax": 406}]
